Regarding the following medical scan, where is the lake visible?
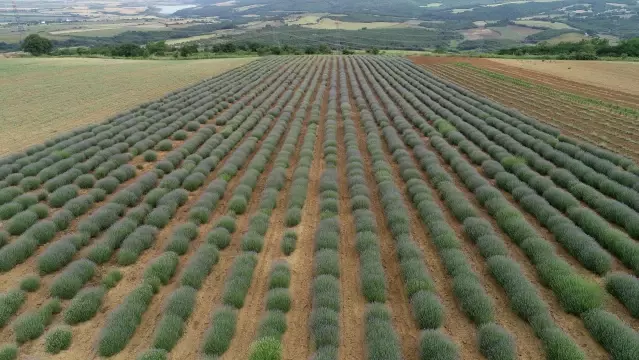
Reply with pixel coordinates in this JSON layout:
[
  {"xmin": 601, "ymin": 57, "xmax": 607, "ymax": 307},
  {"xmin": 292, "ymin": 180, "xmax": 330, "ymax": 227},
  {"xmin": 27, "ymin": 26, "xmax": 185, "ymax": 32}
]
[{"xmin": 156, "ymin": 5, "xmax": 197, "ymax": 14}]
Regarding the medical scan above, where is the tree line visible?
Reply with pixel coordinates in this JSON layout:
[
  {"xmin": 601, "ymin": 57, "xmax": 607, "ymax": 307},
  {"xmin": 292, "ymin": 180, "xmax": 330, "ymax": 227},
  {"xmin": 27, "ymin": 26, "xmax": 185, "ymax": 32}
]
[
  {"xmin": 20, "ymin": 34, "xmax": 380, "ymax": 58},
  {"xmin": 497, "ymin": 37, "xmax": 639, "ymax": 59}
]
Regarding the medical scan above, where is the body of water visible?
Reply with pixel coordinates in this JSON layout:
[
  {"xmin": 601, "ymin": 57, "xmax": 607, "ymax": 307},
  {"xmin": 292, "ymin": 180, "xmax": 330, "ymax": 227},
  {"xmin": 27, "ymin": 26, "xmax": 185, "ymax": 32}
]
[{"xmin": 156, "ymin": 5, "xmax": 197, "ymax": 14}]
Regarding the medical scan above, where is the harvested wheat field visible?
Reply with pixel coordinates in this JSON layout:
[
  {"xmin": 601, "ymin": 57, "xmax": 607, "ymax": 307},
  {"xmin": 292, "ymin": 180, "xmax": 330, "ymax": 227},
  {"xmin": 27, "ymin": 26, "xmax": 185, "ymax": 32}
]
[
  {"xmin": 1, "ymin": 55, "xmax": 639, "ymax": 360},
  {"xmin": 411, "ymin": 56, "xmax": 639, "ymax": 162},
  {"xmin": 0, "ymin": 57, "xmax": 254, "ymax": 156}
]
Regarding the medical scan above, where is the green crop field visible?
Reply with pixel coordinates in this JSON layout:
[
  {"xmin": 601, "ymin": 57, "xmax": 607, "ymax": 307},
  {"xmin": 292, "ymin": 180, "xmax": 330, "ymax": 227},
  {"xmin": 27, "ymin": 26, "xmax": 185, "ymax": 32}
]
[{"xmin": 0, "ymin": 55, "xmax": 638, "ymax": 360}]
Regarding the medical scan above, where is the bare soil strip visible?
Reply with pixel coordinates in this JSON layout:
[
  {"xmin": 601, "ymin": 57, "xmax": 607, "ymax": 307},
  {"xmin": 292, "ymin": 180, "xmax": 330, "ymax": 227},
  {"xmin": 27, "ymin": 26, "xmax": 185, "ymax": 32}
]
[
  {"xmin": 345, "ymin": 66, "xmax": 419, "ymax": 360},
  {"xmin": 352, "ymin": 60, "xmax": 482, "ymax": 360},
  {"xmin": 223, "ymin": 61, "xmax": 324, "ymax": 360},
  {"xmin": 281, "ymin": 61, "xmax": 332, "ymax": 360},
  {"xmin": 170, "ymin": 65, "xmax": 312, "ymax": 360},
  {"xmin": 336, "ymin": 63, "xmax": 367, "ymax": 360}
]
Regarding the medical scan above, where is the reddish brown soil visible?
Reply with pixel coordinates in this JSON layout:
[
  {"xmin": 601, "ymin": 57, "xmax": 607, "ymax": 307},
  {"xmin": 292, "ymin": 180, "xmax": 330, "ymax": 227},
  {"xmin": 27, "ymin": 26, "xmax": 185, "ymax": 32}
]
[
  {"xmin": 336, "ymin": 63, "xmax": 367, "ymax": 360},
  {"xmin": 280, "ymin": 61, "xmax": 332, "ymax": 360},
  {"xmin": 409, "ymin": 56, "xmax": 639, "ymax": 107}
]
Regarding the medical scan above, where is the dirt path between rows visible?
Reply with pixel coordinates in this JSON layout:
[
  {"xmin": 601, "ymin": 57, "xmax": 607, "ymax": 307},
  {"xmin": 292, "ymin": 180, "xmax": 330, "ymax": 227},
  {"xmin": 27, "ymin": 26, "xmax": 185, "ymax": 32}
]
[
  {"xmin": 336, "ymin": 60, "xmax": 367, "ymax": 360},
  {"xmin": 223, "ymin": 60, "xmax": 324, "ymax": 360},
  {"xmin": 281, "ymin": 60, "xmax": 331, "ymax": 360},
  {"xmin": 345, "ymin": 67, "xmax": 419, "ymax": 360}
]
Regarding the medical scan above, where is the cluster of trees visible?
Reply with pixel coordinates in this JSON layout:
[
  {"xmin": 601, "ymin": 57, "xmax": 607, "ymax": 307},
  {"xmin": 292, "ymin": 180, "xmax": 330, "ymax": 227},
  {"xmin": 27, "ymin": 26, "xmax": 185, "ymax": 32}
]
[
  {"xmin": 498, "ymin": 37, "xmax": 639, "ymax": 58},
  {"xmin": 23, "ymin": 33, "xmax": 379, "ymax": 58}
]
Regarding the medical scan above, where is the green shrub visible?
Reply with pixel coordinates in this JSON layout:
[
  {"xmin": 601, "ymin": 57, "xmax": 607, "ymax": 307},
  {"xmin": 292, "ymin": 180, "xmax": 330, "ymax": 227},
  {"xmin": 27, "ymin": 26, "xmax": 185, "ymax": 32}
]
[
  {"xmin": 202, "ymin": 306, "xmax": 237, "ymax": 356},
  {"xmin": 0, "ymin": 203, "xmax": 22, "ymax": 220},
  {"xmin": 400, "ymin": 258, "xmax": 435, "ymax": 298},
  {"xmin": 143, "ymin": 150, "xmax": 158, "ymax": 162},
  {"xmin": 223, "ymin": 253, "xmax": 258, "ymax": 308},
  {"xmin": 89, "ymin": 187, "xmax": 107, "ymax": 201},
  {"xmin": 359, "ymin": 251, "xmax": 386, "ymax": 303},
  {"xmin": 145, "ymin": 206, "xmax": 172, "ymax": 228},
  {"xmin": 75, "ymin": 174, "xmax": 95, "ymax": 189},
  {"xmin": 118, "ymin": 225, "xmax": 159, "ymax": 265},
  {"xmin": 64, "ymin": 195, "xmax": 93, "ymax": 216},
  {"xmin": 313, "ymin": 275, "xmax": 340, "ymax": 312},
  {"xmin": 314, "ymin": 223, "xmax": 339, "ymax": 250},
  {"xmin": 487, "ymin": 256, "xmax": 549, "ymax": 322},
  {"xmin": 548, "ymin": 272, "xmax": 604, "ymax": 315},
  {"xmin": 478, "ymin": 323, "xmax": 516, "ymax": 360},
  {"xmin": 52, "ymin": 209, "xmax": 73, "ymax": 231},
  {"xmin": 228, "ymin": 196, "xmax": 248, "ymax": 215},
  {"xmin": 207, "ymin": 227, "xmax": 232, "ymax": 249},
  {"xmin": 152, "ymin": 313, "xmax": 184, "ymax": 351},
  {"xmin": 257, "ymin": 310, "xmax": 287, "ymax": 340},
  {"xmin": 185, "ymin": 121, "xmax": 200, "ymax": 131},
  {"xmin": 0, "ymin": 289, "xmax": 26, "ymax": 327},
  {"xmin": 79, "ymin": 203, "xmax": 125, "ymax": 237},
  {"xmin": 20, "ymin": 176, "xmax": 41, "ymax": 191},
  {"xmin": 452, "ymin": 276, "xmax": 494, "ymax": 325},
  {"xmin": 50, "ymin": 259, "xmax": 96, "ymax": 299},
  {"xmin": 411, "ymin": 291, "xmax": 444, "ymax": 330},
  {"xmin": 64, "ymin": 286, "xmax": 105, "ymax": 324},
  {"xmin": 6, "ymin": 210, "xmax": 38, "ymax": 235},
  {"xmin": 19, "ymin": 276, "xmax": 39, "ymax": 292},
  {"xmin": 172, "ymin": 130, "xmax": 188, "ymax": 140},
  {"xmin": 605, "ymin": 272, "xmax": 639, "ymax": 318},
  {"xmin": 538, "ymin": 327, "xmax": 585, "ymax": 360},
  {"xmin": 98, "ymin": 284, "xmax": 154, "ymax": 356},
  {"xmin": 285, "ymin": 207, "xmax": 302, "ymax": 227},
  {"xmin": 268, "ymin": 262, "xmax": 290, "ymax": 289},
  {"xmin": 419, "ymin": 330, "xmax": 459, "ymax": 360},
  {"xmin": 156, "ymin": 140, "xmax": 173, "ymax": 151},
  {"xmin": 137, "ymin": 348, "xmax": 167, "ymax": 360},
  {"xmin": 27, "ymin": 204, "xmax": 47, "ymax": 219},
  {"xmin": 314, "ymin": 249, "xmax": 339, "ymax": 277},
  {"xmin": 242, "ymin": 231, "xmax": 264, "ymax": 252},
  {"xmin": 180, "ymin": 244, "xmax": 219, "ymax": 289},
  {"xmin": 249, "ymin": 337, "xmax": 281, "ymax": 360},
  {"xmin": 476, "ymin": 235, "xmax": 508, "ymax": 258},
  {"xmin": 95, "ymin": 176, "xmax": 120, "ymax": 194},
  {"xmin": 0, "ymin": 231, "xmax": 7, "ymax": 248},
  {"xmin": 310, "ymin": 307, "xmax": 339, "ymax": 348},
  {"xmin": 45, "ymin": 326, "xmax": 72, "ymax": 354},
  {"xmin": 13, "ymin": 299, "xmax": 60, "ymax": 344},
  {"xmin": 48, "ymin": 185, "xmax": 79, "ymax": 208},
  {"xmin": 365, "ymin": 303, "xmax": 402, "ymax": 360},
  {"xmin": 102, "ymin": 269, "xmax": 123, "ymax": 288},
  {"xmin": 25, "ymin": 220, "xmax": 56, "ymax": 244},
  {"xmin": 0, "ymin": 344, "xmax": 17, "ymax": 360},
  {"xmin": 281, "ymin": 231, "xmax": 297, "ymax": 255},
  {"xmin": 0, "ymin": 187, "xmax": 22, "ymax": 205},
  {"xmin": 216, "ymin": 215, "xmax": 236, "ymax": 233},
  {"xmin": 266, "ymin": 288, "xmax": 291, "ymax": 312},
  {"xmin": 582, "ymin": 308, "xmax": 639, "ymax": 360},
  {"xmin": 144, "ymin": 252, "xmax": 179, "ymax": 285}
]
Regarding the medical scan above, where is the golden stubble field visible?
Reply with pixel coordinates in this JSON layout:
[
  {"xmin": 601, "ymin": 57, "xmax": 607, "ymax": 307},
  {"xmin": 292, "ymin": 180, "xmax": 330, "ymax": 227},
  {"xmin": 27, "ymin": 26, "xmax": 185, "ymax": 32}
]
[{"xmin": 0, "ymin": 57, "xmax": 254, "ymax": 155}]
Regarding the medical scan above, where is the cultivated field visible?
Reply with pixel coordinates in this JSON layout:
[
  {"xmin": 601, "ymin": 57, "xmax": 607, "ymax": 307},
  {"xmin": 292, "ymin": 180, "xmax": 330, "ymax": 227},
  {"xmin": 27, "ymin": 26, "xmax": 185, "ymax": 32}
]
[
  {"xmin": 1, "ymin": 55, "xmax": 639, "ymax": 360},
  {"xmin": 492, "ymin": 58, "xmax": 639, "ymax": 96},
  {"xmin": 0, "ymin": 57, "xmax": 253, "ymax": 155},
  {"xmin": 412, "ymin": 56, "xmax": 639, "ymax": 161}
]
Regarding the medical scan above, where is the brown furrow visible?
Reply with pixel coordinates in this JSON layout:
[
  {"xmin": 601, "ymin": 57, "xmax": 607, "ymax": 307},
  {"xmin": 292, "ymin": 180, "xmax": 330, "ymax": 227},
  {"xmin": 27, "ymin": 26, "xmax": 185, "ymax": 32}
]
[
  {"xmin": 222, "ymin": 61, "xmax": 324, "ymax": 360},
  {"xmin": 62, "ymin": 66, "xmax": 301, "ymax": 359},
  {"xmin": 336, "ymin": 63, "xmax": 366, "ymax": 360},
  {"xmin": 281, "ymin": 60, "xmax": 332, "ymax": 360},
  {"xmin": 353, "ymin": 67, "xmax": 482, "ymax": 359},
  {"xmin": 346, "ymin": 67, "xmax": 419, "ymax": 360},
  {"xmin": 425, "ymin": 141, "xmax": 609, "ymax": 359}
]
